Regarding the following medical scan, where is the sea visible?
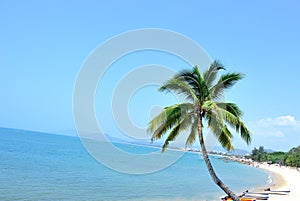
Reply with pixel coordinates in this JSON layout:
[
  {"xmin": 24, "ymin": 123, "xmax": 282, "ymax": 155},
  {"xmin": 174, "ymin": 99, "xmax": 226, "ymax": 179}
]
[{"xmin": 0, "ymin": 128, "xmax": 269, "ymax": 201}]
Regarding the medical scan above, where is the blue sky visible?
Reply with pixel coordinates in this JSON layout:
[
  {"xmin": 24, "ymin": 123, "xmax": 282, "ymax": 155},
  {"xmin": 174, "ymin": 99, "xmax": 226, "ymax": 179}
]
[{"xmin": 1, "ymin": 0, "xmax": 300, "ymax": 151}]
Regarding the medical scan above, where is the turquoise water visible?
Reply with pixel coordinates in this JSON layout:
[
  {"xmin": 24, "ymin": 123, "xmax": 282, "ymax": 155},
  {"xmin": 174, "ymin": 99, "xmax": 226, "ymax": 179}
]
[{"xmin": 0, "ymin": 128, "xmax": 269, "ymax": 201}]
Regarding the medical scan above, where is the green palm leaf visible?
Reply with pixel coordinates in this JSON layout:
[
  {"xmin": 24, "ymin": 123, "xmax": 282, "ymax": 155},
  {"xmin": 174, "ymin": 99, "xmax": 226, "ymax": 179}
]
[
  {"xmin": 159, "ymin": 78, "xmax": 198, "ymax": 101},
  {"xmin": 148, "ymin": 103, "xmax": 193, "ymax": 141},
  {"xmin": 162, "ymin": 113, "xmax": 193, "ymax": 152},
  {"xmin": 210, "ymin": 72, "xmax": 244, "ymax": 100},
  {"xmin": 203, "ymin": 60, "xmax": 225, "ymax": 88},
  {"xmin": 185, "ymin": 118, "xmax": 198, "ymax": 147}
]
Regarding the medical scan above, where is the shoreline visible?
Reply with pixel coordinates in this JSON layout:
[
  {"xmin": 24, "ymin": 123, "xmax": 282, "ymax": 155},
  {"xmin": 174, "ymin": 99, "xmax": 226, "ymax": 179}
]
[
  {"xmin": 250, "ymin": 163, "xmax": 300, "ymax": 201},
  {"xmin": 226, "ymin": 156, "xmax": 300, "ymax": 201}
]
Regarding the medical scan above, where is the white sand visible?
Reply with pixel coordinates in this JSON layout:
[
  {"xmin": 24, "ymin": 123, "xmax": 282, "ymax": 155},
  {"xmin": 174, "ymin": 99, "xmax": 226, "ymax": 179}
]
[{"xmin": 257, "ymin": 164, "xmax": 300, "ymax": 201}]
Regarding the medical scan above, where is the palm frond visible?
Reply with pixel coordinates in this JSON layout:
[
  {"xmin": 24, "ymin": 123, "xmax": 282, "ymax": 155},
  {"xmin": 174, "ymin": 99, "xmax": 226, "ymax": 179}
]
[
  {"xmin": 218, "ymin": 125, "xmax": 234, "ymax": 151},
  {"xmin": 214, "ymin": 103, "xmax": 241, "ymax": 130},
  {"xmin": 206, "ymin": 108, "xmax": 234, "ymax": 151},
  {"xmin": 194, "ymin": 67, "xmax": 210, "ymax": 102},
  {"xmin": 203, "ymin": 60, "xmax": 225, "ymax": 88},
  {"xmin": 206, "ymin": 109, "xmax": 225, "ymax": 136},
  {"xmin": 204, "ymin": 101, "xmax": 251, "ymax": 147},
  {"xmin": 215, "ymin": 102, "xmax": 251, "ymax": 145},
  {"xmin": 239, "ymin": 122, "xmax": 251, "ymax": 145},
  {"xmin": 210, "ymin": 72, "xmax": 244, "ymax": 99},
  {"xmin": 174, "ymin": 66, "xmax": 209, "ymax": 102},
  {"xmin": 161, "ymin": 113, "xmax": 194, "ymax": 152},
  {"xmin": 185, "ymin": 118, "xmax": 198, "ymax": 147},
  {"xmin": 216, "ymin": 102, "xmax": 243, "ymax": 118},
  {"xmin": 148, "ymin": 103, "xmax": 193, "ymax": 141},
  {"xmin": 159, "ymin": 77, "xmax": 198, "ymax": 101},
  {"xmin": 174, "ymin": 69, "xmax": 201, "ymax": 99}
]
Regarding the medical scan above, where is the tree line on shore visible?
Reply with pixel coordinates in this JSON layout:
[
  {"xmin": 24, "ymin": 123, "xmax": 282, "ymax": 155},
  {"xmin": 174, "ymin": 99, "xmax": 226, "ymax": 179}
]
[{"xmin": 246, "ymin": 145, "xmax": 300, "ymax": 167}]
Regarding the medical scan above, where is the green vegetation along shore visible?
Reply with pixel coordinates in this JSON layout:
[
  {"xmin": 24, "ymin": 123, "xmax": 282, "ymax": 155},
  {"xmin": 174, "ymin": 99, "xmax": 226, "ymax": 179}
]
[{"xmin": 247, "ymin": 146, "xmax": 300, "ymax": 167}]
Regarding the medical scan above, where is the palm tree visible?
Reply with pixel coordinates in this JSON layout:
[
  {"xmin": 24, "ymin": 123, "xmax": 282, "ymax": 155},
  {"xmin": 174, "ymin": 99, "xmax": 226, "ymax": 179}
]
[{"xmin": 148, "ymin": 61, "xmax": 251, "ymax": 201}]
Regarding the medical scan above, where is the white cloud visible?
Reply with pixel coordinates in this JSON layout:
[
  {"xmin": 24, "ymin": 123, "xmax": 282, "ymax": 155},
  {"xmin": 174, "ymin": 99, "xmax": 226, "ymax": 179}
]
[
  {"xmin": 257, "ymin": 115, "xmax": 300, "ymax": 127},
  {"xmin": 248, "ymin": 115, "xmax": 300, "ymax": 138},
  {"xmin": 242, "ymin": 115, "xmax": 300, "ymax": 151}
]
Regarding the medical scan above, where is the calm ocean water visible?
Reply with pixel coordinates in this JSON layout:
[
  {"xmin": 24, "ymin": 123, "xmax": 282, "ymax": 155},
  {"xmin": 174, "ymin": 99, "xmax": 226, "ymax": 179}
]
[{"xmin": 0, "ymin": 128, "xmax": 269, "ymax": 201}]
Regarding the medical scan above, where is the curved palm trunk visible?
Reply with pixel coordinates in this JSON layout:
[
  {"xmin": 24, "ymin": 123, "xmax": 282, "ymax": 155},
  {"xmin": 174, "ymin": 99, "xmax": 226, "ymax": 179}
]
[{"xmin": 197, "ymin": 116, "xmax": 240, "ymax": 201}]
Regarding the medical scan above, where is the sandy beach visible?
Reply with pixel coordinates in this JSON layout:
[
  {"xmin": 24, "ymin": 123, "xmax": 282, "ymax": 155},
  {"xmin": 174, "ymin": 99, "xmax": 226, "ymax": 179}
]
[{"xmin": 256, "ymin": 163, "xmax": 300, "ymax": 201}]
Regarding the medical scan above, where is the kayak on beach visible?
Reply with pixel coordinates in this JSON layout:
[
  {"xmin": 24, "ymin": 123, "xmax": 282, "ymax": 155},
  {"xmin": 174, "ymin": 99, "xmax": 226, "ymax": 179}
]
[
  {"xmin": 264, "ymin": 188, "xmax": 290, "ymax": 194},
  {"xmin": 221, "ymin": 194, "xmax": 259, "ymax": 201},
  {"xmin": 264, "ymin": 188, "xmax": 290, "ymax": 193},
  {"xmin": 221, "ymin": 198, "xmax": 257, "ymax": 201},
  {"xmin": 243, "ymin": 192, "xmax": 269, "ymax": 196},
  {"xmin": 243, "ymin": 195, "xmax": 268, "ymax": 200},
  {"xmin": 239, "ymin": 191, "xmax": 268, "ymax": 200},
  {"xmin": 221, "ymin": 188, "xmax": 291, "ymax": 201},
  {"xmin": 223, "ymin": 196, "xmax": 267, "ymax": 201},
  {"xmin": 244, "ymin": 189, "xmax": 290, "ymax": 195}
]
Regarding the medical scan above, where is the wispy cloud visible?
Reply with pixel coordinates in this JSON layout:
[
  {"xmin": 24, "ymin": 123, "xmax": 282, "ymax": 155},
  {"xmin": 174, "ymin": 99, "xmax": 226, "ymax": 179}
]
[
  {"xmin": 257, "ymin": 115, "xmax": 300, "ymax": 127},
  {"xmin": 249, "ymin": 115, "xmax": 300, "ymax": 138}
]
